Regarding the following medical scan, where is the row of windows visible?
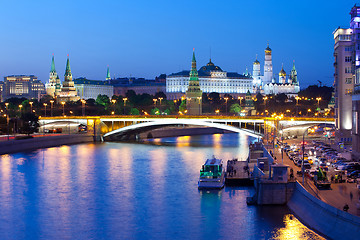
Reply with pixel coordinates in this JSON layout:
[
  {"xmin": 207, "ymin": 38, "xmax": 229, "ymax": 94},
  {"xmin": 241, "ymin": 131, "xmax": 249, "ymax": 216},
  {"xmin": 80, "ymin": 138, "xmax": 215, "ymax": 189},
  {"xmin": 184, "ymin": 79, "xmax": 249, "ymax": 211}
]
[
  {"xmin": 345, "ymin": 56, "xmax": 352, "ymax": 62},
  {"xmin": 346, "ymin": 78, "xmax": 352, "ymax": 84},
  {"xmin": 345, "ymin": 67, "xmax": 352, "ymax": 73}
]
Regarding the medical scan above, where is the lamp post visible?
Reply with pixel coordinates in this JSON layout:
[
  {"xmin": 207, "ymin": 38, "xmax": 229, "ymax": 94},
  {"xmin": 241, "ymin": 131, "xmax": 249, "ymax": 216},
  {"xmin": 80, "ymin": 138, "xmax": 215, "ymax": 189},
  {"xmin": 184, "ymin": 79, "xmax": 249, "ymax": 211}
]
[
  {"xmin": 5, "ymin": 103, "xmax": 9, "ymax": 141},
  {"xmin": 111, "ymin": 99, "xmax": 116, "ymax": 116},
  {"xmin": 61, "ymin": 101, "xmax": 65, "ymax": 116},
  {"xmin": 224, "ymin": 97, "xmax": 229, "ymax": 115},
  {"xmin": 81, "ymin": 99, "xmax": 86, "ymax": 116},
  {"xmin": 158, "ymin": 97, "xmax": 163, "ymax": 106},
  {"xmin": 43, "ymin": 103, "xmax": 47, "ymax": 117},
  {"xmin": 153, "ymin": 98, "xmax": 157, "ymax": 107},
  {"xmin": 19, "ymin": 104, "xmax": 23, "ymax": 115},
  {"xmin": 263, "ymin": 96, "xmax": 268, "ymax": 112},
  {"xmin": 123, "ymin": 97, "xmax": 128, "ymax": 115},
  {"xmin": 50, "ymin": 100, "xmax": 54, "ymax": 116},
  {"xmin": 316, "ymin": 97, "xmax": 322, "ymax": 115},
  {"xmin": 295, "ymin": 96, "xmax": 300, "ymax": 117},
  {"xmin": 238, "ymin": 96, "xmax": 243, "ymax": 106},
  {"xmin": 29, "ymin": 101, "xmax": 33, "ymax": 113},
  {"xmin": 302, "ymin": 127, "xmax": 311, "ymax": 185},
  {"xmin": 197, "ymin": 96, "xmax": 202, "ymax": 115}
]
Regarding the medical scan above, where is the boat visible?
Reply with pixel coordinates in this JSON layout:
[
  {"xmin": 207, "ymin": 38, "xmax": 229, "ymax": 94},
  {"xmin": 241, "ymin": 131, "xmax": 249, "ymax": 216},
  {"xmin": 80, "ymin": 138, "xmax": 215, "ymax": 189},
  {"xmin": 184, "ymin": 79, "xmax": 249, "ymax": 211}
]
[{"xmin": 198, "ymin": 157, "xmax": 225, "ymax": 189}]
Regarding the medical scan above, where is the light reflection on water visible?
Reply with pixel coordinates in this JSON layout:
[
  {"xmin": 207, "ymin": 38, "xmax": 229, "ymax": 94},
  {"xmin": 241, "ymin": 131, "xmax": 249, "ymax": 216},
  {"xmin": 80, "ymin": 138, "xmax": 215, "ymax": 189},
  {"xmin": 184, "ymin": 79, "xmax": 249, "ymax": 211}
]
[{"xmin": 0, "ymin": 133, "xmax": 324, "ymax": 239}]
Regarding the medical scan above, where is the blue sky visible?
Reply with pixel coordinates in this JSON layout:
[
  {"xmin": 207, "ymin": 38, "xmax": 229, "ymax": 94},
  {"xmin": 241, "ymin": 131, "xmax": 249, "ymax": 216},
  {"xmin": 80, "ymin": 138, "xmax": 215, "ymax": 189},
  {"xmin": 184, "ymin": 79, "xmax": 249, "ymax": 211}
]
[{"xmin": 0, "ymin": 0, "xmax": 356, "ymax": 87}]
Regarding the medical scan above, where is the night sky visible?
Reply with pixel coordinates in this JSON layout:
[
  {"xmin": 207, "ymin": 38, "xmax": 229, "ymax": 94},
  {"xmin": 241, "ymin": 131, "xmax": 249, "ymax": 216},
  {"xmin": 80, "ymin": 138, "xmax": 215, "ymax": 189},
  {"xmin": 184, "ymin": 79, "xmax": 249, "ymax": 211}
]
[{"xmin": 0, "ymin": 0, "xmax": 355, "ymax": 87}]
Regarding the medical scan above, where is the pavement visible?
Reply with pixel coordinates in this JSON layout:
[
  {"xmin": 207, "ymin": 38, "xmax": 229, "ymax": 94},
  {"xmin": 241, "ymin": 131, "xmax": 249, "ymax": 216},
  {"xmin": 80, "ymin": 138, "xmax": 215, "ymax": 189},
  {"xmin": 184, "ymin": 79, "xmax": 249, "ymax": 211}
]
[{"xmin": 267, "ymin": 138, "xmax": 360, "ymax": 216}]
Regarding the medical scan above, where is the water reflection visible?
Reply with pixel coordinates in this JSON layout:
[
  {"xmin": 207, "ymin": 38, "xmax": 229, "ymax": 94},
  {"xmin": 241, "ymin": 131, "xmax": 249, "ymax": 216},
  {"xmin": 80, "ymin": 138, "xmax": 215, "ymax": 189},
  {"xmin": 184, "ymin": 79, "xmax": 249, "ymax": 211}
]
[
  {"xmin": 0, "ymin": 133, "xmax": 324, "ymax": 240},
  {"xmin": 271, "ymin": 214, "xmax": 325, "ymax": 240}
]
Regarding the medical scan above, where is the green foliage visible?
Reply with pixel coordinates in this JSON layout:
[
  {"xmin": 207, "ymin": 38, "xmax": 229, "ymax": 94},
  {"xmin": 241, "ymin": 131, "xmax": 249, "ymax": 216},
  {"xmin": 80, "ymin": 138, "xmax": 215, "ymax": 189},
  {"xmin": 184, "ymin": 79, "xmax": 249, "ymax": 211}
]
[
  {"xmin": 151, "ymin": 107, "xmax": 160, "ymax": 115},
  {"xmin": 179, "ymin": 100, "xmax": 186, "ymax": 112},
  {"xmin": 96, "ymin": 94, "xmax": 110, "ymax": 107},
  {"xmin": 20, "ymin": 112, "xmax": 39, "ymax": 135},
  {"xmin": 163, "ymin": 109, "xmax": 171, "ymax": 115},
  {"xmin": 229, "ymin": 103, "xmax": 241, "ymax": 114},
  {"xmin": 130, "ymin": 108, "xmax": 140, "ymax": 115}
]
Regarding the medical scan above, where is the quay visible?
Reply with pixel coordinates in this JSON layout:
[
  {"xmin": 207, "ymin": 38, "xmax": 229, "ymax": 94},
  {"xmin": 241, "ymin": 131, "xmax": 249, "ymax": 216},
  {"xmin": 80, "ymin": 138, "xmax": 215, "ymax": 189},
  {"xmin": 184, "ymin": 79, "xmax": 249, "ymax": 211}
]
[{"xmin": 225, "ymin": 160, "xmax": 253, "ymax": 186}]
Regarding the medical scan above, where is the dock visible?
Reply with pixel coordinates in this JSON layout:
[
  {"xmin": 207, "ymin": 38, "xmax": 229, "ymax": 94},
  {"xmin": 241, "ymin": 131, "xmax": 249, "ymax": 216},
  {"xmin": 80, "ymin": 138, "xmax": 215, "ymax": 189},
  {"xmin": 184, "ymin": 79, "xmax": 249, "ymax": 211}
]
[{"xmin": 225, "ymin": 159, "xmax": 254, "ymax": 186}]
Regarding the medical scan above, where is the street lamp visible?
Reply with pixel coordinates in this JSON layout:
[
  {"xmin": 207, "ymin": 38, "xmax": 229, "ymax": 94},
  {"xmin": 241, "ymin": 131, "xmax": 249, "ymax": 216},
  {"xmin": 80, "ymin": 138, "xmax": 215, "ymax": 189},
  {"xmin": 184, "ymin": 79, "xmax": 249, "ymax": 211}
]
[
  {"xmin": 153, "ymin": 98, "xmax": 157, "ymax": 106},
  {"xmin": 111, "ymin": 99, "xmax": 116, "ymax": 115},
  {"xmin": 123, "ymin": 97, "xmax": 128, "ymax": 115},
  {"xmin": 295, "ymin": 96, "xmax": 300, "ymax": 116},
  {"xmin": 29, "ymin": 101, "xmax": 33, "ymax": 113},
  {"xmin": 224, "ymin": 97, "xmax": 229, "ymax": 115},
  {"xmin": 50, "ymin": 100, "xmax": 54, "ymax": 117},
  {"xmin": 61, "ymin": 101, "xmax": 65, "ymax": 116},
  {"xmin": 5, "ymin": 103, "xmax": 9, "ymax": 140},
  {"xmin": 316, "ymin": 97, "xmax": 322, "ymax": 115},
  {"xmin": 19, "ymin": 104, "xmax": 23, "ymax": 115},
  {"xmin": 197, "ymin": 96, "xmax": 202, "ymax": 115},
  {"xmin": 238, "ymin": 96, "xmax": 243, "ymax": 106},
  {"xmin": 43, "ymin": 103, "xmax": 47, "ymax": 117},
  {"xmin": 81, "ymin": 99, "xmax": 86, "ymax": 116},
  {"xmin": 302, "ymin": 127, "xmax": 311, "ymax": 185}
]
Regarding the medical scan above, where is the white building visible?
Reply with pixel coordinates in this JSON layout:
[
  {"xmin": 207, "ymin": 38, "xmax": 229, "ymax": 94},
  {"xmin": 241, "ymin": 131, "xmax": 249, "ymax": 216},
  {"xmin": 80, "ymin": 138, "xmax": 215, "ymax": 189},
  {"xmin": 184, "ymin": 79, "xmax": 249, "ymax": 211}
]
[
  {"xmin": 74, "ymin": 78, "xmax": 114, "ymax": 99},
  {"xmin": 253, "ymin": 44, "xmax": 300, "ymax": 96},
  {"xmin": 166, "ymin": 59, "xmax": 253, "ymax": 99}
]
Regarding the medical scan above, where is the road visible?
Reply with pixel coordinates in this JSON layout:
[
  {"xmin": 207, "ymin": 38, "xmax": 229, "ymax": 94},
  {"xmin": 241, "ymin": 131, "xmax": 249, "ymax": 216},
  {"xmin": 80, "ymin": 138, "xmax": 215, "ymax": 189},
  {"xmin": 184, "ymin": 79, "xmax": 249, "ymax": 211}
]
[{"xmin": 268, "ymin": 138, "xmax": 360, "ymax": 216}]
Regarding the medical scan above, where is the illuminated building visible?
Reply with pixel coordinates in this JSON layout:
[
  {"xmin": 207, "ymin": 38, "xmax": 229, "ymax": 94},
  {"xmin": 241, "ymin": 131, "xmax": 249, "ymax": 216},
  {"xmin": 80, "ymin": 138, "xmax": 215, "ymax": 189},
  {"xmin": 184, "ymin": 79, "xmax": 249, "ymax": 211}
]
[
  {"xmin": 45, "ymin": 55, "xmax": 61, "ymax": 97},
  {"xmin": 166, "ymin": 57, "xmax": 253, "ymax": 100},
  {"xmin": 56, "ymin": 56, "xmax": 80, "ymax": 103},
  {"xmin": 3, "ymin": 75, "xmax": 45, "ymax": 100},
  {"xmin": 185, "ymin": 50, "xmax": 202, "ymax": 115},
  {"xmin": 74, "ymin": 78, "xmax": 114, "ymax": 99},
  {"xmin": 351, "ymin": 5, "xmax": 360, "ymax": 156},
  {"xmin": 255, "ymin": 44, "xmax": 300, "ymax": 95},
  {"xmin": 333, "ymin": 6, "xmax": 360, "ymax": 146}
]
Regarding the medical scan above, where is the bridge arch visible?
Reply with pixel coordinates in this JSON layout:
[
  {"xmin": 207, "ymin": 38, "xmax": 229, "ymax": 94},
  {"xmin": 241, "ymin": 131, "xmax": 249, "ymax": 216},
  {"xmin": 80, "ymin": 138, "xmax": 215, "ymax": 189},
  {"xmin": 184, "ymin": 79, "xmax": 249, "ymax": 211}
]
[{"xmin": 103, "ymin": 119, "xmax": 262, "ymax": 141}]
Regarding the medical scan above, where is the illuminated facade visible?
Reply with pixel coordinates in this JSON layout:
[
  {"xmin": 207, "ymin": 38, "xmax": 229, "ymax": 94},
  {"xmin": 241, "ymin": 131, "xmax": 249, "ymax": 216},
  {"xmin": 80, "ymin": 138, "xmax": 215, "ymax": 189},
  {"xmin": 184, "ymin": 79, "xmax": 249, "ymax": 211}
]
[
  {"xmin": 334, "ymin": 14, "xmax": 357, "ymax": 145},
  {"xmin": 351, "ymin": 5, "xmax": 360, "ymax": 156},
  {"xmin": 45, "ymin": 56, "xmax": 61, "ymax": 97},
  {"xmin": 56, "ymin": 57, "xmax": 80, "ymax": 103},
  {"xmin": 166, "ymin": 58, "xmax": 253, "ymax": 100},
  {"xmin": 254, "ymin": 44, "xmax": 300, "ymax": 95},
  {"xmin": 74, "ymin": 78, "xmax": 114, "ymax": 100},
  {"xmin": 3, "ymin": 75, "xmax": 45, "ymax": 100}
]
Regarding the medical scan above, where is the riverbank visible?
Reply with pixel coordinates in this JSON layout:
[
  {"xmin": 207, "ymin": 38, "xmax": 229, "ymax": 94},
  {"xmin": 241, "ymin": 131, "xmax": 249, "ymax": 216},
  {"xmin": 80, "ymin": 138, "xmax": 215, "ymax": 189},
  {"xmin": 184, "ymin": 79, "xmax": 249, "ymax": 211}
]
[{"xmin": 0, "ymin": 134, "xmax": 94, "ymax": 155}]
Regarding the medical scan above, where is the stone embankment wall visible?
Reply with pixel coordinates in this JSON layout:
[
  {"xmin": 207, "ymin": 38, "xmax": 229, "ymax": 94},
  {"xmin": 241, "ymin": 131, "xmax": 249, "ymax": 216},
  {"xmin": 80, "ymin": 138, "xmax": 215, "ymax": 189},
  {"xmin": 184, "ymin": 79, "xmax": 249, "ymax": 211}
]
[
  {"xmin": 256, "ymin": 181, "xmax": 295, "ymax": 205},
  {"xmin": 287, "ymin": 181, "xmax": 360, "ymax": 240},
  {"xmin": 0, "ymin": 134, "xmax": 94, "ymax": 155}
]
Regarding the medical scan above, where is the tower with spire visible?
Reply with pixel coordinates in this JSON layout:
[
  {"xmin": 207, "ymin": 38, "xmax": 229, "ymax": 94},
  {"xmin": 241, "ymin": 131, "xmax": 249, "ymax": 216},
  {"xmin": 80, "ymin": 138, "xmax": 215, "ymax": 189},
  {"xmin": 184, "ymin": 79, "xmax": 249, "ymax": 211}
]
[
  {"xmin": 106, "ymin": 66, "xmax": 111, "ymax": 81},
  {"xmin": 185, "ymin": 49, "xmax": 203, "ymax": 115},
  {"xmin": 57, "ymin": 56, "xmax": 80, "ymax": 102},
  {"xmin": 263, "ymin": 43, "xmax": 273, "ymax": 85},
  {"xmin": 45, "ymin": 55, "xmax": 59, "ymax": 97},
  {"xmin": 289, "ymin": 61, "xmax": 298, "ymax": 85}
]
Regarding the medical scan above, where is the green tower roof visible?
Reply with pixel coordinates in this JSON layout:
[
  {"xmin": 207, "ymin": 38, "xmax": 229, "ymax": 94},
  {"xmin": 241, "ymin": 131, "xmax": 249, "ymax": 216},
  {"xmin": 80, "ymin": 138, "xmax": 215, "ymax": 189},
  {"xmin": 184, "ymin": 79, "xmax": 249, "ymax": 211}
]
[
  {"xmin": 106, "ymin": 66, "xmax": 111, "ymax": 80},
  {"xmin": 50, "ymin": 55, "xmax": 56, "ymax": 73},
  {"xmin": 189, "ymin": 49, "xmax": 199, "ymax": 81},
  {"xmin": 65, "ymin": 56, "xmax": 71, "ymax": 77}
]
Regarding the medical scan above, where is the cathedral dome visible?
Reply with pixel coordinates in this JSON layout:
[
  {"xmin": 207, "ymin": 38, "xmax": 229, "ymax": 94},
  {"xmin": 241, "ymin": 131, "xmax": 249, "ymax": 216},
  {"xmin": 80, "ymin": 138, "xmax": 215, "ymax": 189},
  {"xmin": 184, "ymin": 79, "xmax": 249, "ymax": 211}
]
[
  {"xmin": 253, "ymin": 59, "xmax": 260, "ymax": 65},
  {"xmin": 199, "ymin": 59, "xmax": 223, "ymax": 73},
  {"xmin": 279, "ymin": 67, "xmax": 286, "ymax": 76}
]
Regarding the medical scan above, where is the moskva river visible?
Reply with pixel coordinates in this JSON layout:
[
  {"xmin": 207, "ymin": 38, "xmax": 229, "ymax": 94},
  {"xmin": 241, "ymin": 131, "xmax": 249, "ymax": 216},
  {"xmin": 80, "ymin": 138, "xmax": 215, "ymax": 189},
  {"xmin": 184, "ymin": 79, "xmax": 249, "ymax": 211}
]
[{"xmin": 0, "ymin": 133, "xmax": 324, "ymax": 239}]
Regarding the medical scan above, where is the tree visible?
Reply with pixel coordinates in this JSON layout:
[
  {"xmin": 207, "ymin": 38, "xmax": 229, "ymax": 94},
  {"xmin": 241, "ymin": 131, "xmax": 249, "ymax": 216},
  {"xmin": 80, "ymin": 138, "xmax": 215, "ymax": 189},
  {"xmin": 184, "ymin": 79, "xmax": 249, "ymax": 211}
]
[
  {"xmin": 151, "ymin": 107, "xmax": 160, "ymax": 115},
  {"xmin": 154, "ymin": 91, "xmax": 167, "ymax": 100},
  {"xmin": 130, "ymin": 108, "xmax": 140, "ymax": 115},
  {"xmin": 20, "ymin": 112, "xmax": 39, "ymax": 135},
  {"xmin": 208, "ymin": 92, "xmax": 220, "ymax": 104},
  {"xmin": 179, "ymin": 100, "xmax": 186, "ymax": 112},
  {"xmin": 96, "ymin": 94, "xmax": 110, "ymax": 107},
  {"xmin": 163, "ymin": 109, "xmax": 171, "ymax": 115},
  {"xmin": 229, "ymin": 103, "xmax": 241, "ymax": 114}
]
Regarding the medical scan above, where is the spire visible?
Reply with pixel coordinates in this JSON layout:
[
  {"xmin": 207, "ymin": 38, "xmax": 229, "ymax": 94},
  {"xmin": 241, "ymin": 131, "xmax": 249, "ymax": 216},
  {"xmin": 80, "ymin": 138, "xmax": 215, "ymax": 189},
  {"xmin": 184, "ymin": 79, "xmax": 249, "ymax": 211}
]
[
  {"xmin": 292, "ymin": 60, "xmax": 296, "ymax": 70},
  {"xmin": 50, "ymin": 55, "xmax": 56, "ymax": 73},
  {"xmin": 65, "ymin": 55, "xmax": 71, "ymax": 77},
  {"xmin": 189, "ymin": 48, "xmax": 199, "ymax": 81},
  {"xmin": 106, "ymin": 66, "xmax": 111, "ymax": 80},
  {"xmin": 192, "ymin": 48, "xmax": 197, "ymax": 70}
]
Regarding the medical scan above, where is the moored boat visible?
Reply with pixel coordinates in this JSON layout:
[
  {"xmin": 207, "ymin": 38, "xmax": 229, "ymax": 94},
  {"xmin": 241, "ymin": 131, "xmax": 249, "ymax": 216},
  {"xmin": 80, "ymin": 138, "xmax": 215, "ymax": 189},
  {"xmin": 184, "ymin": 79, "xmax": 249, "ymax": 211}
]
[{"xmin": 198, "ymin": 157, "xmax": 225, "ymax": 189}]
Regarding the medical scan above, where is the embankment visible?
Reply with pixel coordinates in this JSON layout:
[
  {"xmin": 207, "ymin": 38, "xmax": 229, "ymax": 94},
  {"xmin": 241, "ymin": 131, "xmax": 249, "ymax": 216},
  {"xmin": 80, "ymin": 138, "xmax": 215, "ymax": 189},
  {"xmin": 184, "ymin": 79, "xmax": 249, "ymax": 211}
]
[
  {"xmin": 0, "ymin": 134, "xmax": 94, "ymax": 155},
  {"xmin": 287, "ymin": 181, "xmax": 360, "ymax": 240}
]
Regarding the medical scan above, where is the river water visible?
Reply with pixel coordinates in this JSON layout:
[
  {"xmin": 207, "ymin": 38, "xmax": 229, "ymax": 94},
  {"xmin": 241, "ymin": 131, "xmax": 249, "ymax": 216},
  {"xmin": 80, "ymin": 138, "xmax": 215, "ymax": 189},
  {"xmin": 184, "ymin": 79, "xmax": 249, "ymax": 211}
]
[{"xmin": 0, "ymin": 133, "xmax": 324, "ymax": 240}]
